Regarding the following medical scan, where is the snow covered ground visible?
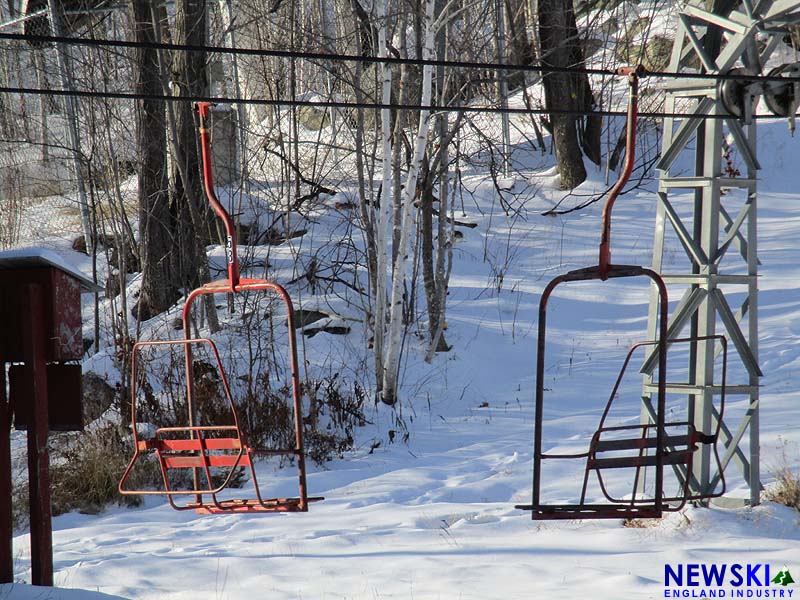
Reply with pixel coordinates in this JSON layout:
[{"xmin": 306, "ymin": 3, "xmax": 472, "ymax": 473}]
[{"xmin": 3, "ymin": 105, "xmax": 800, "ymax": 600}]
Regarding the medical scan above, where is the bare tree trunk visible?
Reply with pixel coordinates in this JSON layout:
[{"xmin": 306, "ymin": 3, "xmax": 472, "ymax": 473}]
[
  {"xmin": 218, "ymin": 0, "xmax": 250, "ymax": 197},
  {"xmin": 132, "ymin": 0, "xmax": 175, "ymax": 321},
  {"xmin": 538, "ymin": 0, "xmax": 599, "ymax": 188},
  {"xmin": 420, "ymin": 0, "xmax": 450, "ymax": 356},
  {"xmin": 419, "ymin": 1, "xmax": 463, "ymax": 359},
  {"xmin": 381, "ymin": 0, "xmax": 435, "ymax": 406},
  {"xmin": 373, "ymin": 0, "xmax": 393, "ymax": 394},
  {"xmin": 33, "ymin": 50, "xmax": 48, "ymax": 162},
  {"xmin": 390, "ymin": 6, "xmax": 409, "ymax": 267},
  {"xmin": 420, "ymin": 158, "xmax": 446, "ymax": 352},
  {"xmin": 494, "ymin": 0, "xmax": 511, "ymax": 176},
  {"xmin": 171, "ymin": 0, "xmax": 219, "ymax": 332},
  {"xmin": 425, "ymin": 116, "xmax": 456, "ymax": 363},
  {"xmin": 354, "ymin": 98, "xmax": 378, "ymax": 294},
  {"xmin": 318, "ymin": 0, "xmax": 339, "ymax": 161},
  {"xmin": 505, "ymin": 0, "xmax": 535, "ymax": 74},
  {"xmin": 47, "ymin": 0, "xmax": 93, "ymax": 253}
]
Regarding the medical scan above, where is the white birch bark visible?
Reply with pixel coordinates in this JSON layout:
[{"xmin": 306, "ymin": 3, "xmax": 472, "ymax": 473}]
[
  {"xmin": 373, "ymin": 0, "xmax": 393, "ymax": 392},
  {"xmin": 381, "ymin": 0, "xmax": 436, "ymax": 405},
  {"xmin": 494, "ymin": 0, "xmax": 511, "ymax": 177}
]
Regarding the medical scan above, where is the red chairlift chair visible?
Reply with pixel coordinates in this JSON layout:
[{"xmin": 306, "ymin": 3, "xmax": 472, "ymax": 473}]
[
  {"xmin": 516, "ymin": 67, "xmax": 726, "ymax": 519},
  {"xmin": 119, "ymin": 102, "xmax": 322, "ymax": 514}
]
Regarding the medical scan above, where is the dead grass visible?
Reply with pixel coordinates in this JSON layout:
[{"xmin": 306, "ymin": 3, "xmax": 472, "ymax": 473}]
[
  {"xmin": 763, "ymin": 466, "xmax": 800, "ymax": 511},
  {"xmin": 763, "ymin": 440, "xmax": 800, "ymax": 511},
  {"xmin": 48, "ymin": 425, "xmax": 161, "ymax": 516},
  {"xmin": 11, "ymin": 425, "xmax": 162, "ymax": 526},
  {"xmin": 622, "ymin": 516, "xmax": 663, "ymax": 529}
]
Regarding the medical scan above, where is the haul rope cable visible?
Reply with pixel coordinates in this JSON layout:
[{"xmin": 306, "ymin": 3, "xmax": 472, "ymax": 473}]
[
  {"xmin": 1, "ymin": 31, "xmax": 799, "ymax": 86},
  {"xmin": 0, "ymin": 84, "xmax": 793, "ymax": 120}
]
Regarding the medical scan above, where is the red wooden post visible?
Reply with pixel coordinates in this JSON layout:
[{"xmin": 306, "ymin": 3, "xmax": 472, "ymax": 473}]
[
  {"xmin": 22, "ymin": 285, "xmax": 53, "ymax": 587},
  {"xmin": 0, "ymin": 361, "xmax": 12, "ymax": 583}
]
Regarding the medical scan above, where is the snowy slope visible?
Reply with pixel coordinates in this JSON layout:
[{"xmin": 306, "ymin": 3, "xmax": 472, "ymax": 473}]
[{"xmin": 3, "ymin": 115, "xmax": 800, "ymax": 599}]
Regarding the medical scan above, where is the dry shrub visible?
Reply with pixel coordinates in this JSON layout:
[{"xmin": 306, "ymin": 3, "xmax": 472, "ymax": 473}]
[
  {"xmin": 48, "ymin": 425, "xmax": 161, "ymax": 516},
  {"xmin": 622, "ymin": 518, "xmax": 659, "ymax": 528},
  {"xmin": 11, "ymin": 426, "xmax": 149, "ymax": 526},
  {"xmin": 11, "ymin": 474, "xmax": 29, "ymax": 530},
  {"xmin": 239, "ymin": 373, "xmax": 368, "ymax": 465},
  {"xmin": 763, "ymin": 467, "xmax": 800, "ymax": 511},
  {"xmin": 240, "ymin": 374, "xmax": 369, "ymax": 465},
  {"xmin": 303, "ymin": 375, "xmax": 368, "ymax": 465},
  {"xmin": 14, "ymin": 373, "xmax": 364, "ymax": 518},
  {"xmin": 763, "ymin": 440, "xmax": 800, "ymax": 511},
  {"xmin": 132, "ymin": 340, "xmax": 367, "ymax": 484},
  {"xmin": 49, "ymin": 423, "xmax": 249, "ymax": 517}
]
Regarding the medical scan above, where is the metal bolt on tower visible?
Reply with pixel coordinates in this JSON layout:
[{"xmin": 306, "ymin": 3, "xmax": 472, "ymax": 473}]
[{"xmin": 645, "ymin": 0, "xmax": 800, "ymax": 507}]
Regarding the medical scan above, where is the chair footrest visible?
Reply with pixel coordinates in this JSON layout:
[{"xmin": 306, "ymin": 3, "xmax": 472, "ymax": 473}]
[
  {"xmin": 193, "ymin": 496, "xmax": 324, "ymax": 514},
  {"xmin": 515, "ymin": 503, "xmax": 662, "ymax": 519}
]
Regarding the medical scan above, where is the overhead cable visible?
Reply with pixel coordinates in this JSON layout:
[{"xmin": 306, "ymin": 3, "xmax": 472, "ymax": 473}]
[
  {"xmin": 0, "ymin": 83, "xmax": 790, "ymax": 120},
  {"xmin": 1, "ymin": 31, "xmax": 799, "ymax": 85}
]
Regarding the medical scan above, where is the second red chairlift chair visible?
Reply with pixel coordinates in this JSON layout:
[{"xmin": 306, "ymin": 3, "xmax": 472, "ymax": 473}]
[{"xmin": 119, "ymin": 103, "xmax": 322, "ymax": 514}]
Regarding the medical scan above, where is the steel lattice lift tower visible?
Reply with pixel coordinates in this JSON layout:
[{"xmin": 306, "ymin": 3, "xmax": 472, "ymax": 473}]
[{"xmin": 644, "ymin": 0, "xmax": 800, "ymax": 508}]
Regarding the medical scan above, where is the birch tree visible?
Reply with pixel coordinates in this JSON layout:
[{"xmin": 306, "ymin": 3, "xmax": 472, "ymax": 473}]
[
  {"xmin": 372, "ymin": 0, "xmax": 392, "ymax": 398},
  {"xmin": 420, "ymin": 0, "xmax": 459, "ymax": 359},
  {"xmin": 380, "ymin": 0, "xmax": 436, "ymax": 406}
]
